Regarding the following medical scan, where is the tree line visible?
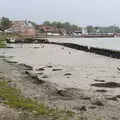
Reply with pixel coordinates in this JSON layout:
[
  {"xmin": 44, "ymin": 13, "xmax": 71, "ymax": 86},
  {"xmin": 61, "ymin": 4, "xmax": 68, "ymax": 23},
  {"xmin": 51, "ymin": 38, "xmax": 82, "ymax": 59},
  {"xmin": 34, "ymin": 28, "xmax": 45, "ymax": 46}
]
[
  {"xmin": 43, "ymin": 21, "xmax": 82, "ymax": 33},
  {"xmin": 0, "ymin": 17, "xmax": 12, "ymax": 31},
  {"xmin": 1, "ymin": 17, "xmax": 120, "ymax": 34},
  {"xmin": 87, "ymin": 25, "xmax": 120, "ymax": 34}
]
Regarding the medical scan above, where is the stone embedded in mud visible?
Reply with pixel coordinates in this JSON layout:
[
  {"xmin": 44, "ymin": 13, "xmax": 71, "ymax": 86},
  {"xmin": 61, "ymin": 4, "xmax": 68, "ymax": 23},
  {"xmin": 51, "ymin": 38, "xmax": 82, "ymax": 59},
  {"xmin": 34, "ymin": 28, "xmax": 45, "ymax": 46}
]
[
  {"xmin": 94, "ymin": 79, "xmax": 105, "ymax": 82},
  {"xmin": 33, "ymin": 47, "xmax": 39, "ymax": 49},
  {"xmin": 37, "ymin": 72, "xmax": 44, "ymax": 75},
  {"xmin": 52, "ymin": 68, "xmax": 63, "ymax": 71},
  {"xmin": 0, "ymin": 56, "xmax": 5, "ymax": 58},
  {"xmin": 64, "ymin": 73, "xmax": 72, "ymax": 76},
  {"xmin": 106, "ymin": 95, "xmax": 120, "ymax": 101},
  {"xmin": 47, "ymin": 65, "xmax": 53, "ymax": 68},
  {"xmin": 19, "ymin": 63, "xmax": 33, "ymax": 70},
  {"xmin": 111, "ymin": 117, "xmax": 119, "ymax": 120},
  {"xmin": 80, "ymin": 105, "xmax": 87, "ymax": 111},
  {"xmin": 81, "ymin": 96, "xmax": 91, "ymax": 100},
  {"xmin": 42, "ymin": 75, "xmax": 49, "ymax": 78},
  {"xmin": 117, "ymin": 67, "xmax": 120, "ymax": 71},
  {"xmin": 34, "ymin": 78, "xmax": 45, "ymax": 84},
  {"xmin": 0, "ymin": 76, "xmax": 4, "ymax": 79},
  {"xmin": 0, "ymin": 97, "xmax": 5, "ymax": 103},
  {"xmin": 106, "ymin": 97, "xmax": 118, "ymax": 101},
  {"xmin": 36, "ymin": 68, "xmax": 45, "ymax": 71},
  {"xmin": 91, "ymin": 82, "xmax": 120, "ymax": 88},
  {"xmin": 5, "ymin": 60, "xmax": 18, "ymax": 64},
  {"xmin": 96, "ymin": 89, "xmax": 107, "ymax": 93},
  {"xmin": 56, "ymin": 90, "xmax": 66, "ymax": 97},
  {"xmin": 92, "ymin": 100, "xmax": 104, "ymax": 106},
  {"xmin": 55, "ymin": 88, "xmax": 81, "ymax": 99},
  {"xmin": 25, "ymin": 71, "xmax": 37, "ymax": 79},
  {"xmin": 116, "ymin": 95, "xmax": 120, "ymax": 98},
  {"xmin": 25, "ymin": 71, "xmax": 45, "ymax": 84},
  {"xmin": 74, "ymin": 105, "xmax": 87, "ymax": 111},
  {"xmin": 67, "ymin": 76, "xmax": 70, "ymax": 79},
  {"xmin": 88, "ymin": 106, "xmax": 96, "ymax": 109}
]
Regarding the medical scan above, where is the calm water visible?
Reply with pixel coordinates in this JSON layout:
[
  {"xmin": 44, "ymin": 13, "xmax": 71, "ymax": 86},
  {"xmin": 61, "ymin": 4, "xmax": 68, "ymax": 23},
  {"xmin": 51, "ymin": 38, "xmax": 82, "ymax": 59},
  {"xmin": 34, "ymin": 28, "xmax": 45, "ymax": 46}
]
[{"xmin": 49, "ymin": 37, "xmax": 120, "ymax": 51}]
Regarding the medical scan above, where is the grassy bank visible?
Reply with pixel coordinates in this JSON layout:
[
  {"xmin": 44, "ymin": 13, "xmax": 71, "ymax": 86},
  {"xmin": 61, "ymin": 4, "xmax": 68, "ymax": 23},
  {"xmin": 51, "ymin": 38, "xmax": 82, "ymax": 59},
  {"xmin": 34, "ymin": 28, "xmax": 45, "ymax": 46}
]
[{"xmin": 0, "ymin": 81, "xmax": 74, "ymax": 119}]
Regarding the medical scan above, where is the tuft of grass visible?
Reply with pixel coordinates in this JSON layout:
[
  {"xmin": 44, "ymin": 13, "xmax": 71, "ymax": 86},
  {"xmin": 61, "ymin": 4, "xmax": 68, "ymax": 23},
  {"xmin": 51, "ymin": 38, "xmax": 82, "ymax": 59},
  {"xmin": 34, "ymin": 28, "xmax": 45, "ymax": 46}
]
[
  {"xmin": 0, "ymin": 33, "xmax": 6, "ymax": 48},
  {"xmin": 0, "ymin": 40, "xmax": 6, "ymax": 48},
  {"xmin": 0, "ymin": 81, "xmax": 74, "ymax": 119}
]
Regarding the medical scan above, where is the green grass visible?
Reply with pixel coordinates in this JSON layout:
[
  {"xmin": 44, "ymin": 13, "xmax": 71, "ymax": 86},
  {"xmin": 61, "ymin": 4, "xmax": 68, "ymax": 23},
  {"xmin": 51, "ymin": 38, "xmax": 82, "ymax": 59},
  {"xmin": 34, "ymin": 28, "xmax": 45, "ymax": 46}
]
[
  {"xmin": 0, "ymin": 81, "xmax": 54, "ymax": 115},
  {"xmin": 0, "ymin": 32, "xmax": 7, "ymax": 48},
  {"xmin": 0, "ymin": 81, "xmax": 74, "ymax": 119},
  {"xmin": 0, "ymin": 40, "xmax": 6, "ymax": 48}
]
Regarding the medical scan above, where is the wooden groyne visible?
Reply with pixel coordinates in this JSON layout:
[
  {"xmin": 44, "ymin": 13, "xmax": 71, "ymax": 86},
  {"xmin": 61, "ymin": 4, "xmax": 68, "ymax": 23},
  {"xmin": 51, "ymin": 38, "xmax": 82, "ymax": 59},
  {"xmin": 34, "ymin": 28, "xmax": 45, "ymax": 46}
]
[
  {"xmin": 89, "ymin": 47, "xmax": 120, "ymax": 59},
  {"xmin": 48, "ymin": 42, "xmax": 120, "ymax": 59},
  {"xmin": 49, "ymin": 42, "xmax": 89, "ymax": 52}
]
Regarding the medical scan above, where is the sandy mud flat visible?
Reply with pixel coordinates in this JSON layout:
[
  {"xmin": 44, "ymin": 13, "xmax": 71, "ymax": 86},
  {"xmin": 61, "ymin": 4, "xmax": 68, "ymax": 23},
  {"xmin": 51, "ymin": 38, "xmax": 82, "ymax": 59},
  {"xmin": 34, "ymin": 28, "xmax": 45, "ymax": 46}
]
[{"xmin": 0, "ymin": 43, "xmax": 120, "ymax": 120}]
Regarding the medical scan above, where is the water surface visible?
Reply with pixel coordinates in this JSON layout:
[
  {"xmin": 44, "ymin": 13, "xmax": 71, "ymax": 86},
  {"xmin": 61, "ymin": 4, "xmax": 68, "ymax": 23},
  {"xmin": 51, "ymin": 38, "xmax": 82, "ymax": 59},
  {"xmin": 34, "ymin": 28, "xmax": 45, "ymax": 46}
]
[{"xmin": 49, "ymin": 37, "xmax": 120, "ymax": 50}]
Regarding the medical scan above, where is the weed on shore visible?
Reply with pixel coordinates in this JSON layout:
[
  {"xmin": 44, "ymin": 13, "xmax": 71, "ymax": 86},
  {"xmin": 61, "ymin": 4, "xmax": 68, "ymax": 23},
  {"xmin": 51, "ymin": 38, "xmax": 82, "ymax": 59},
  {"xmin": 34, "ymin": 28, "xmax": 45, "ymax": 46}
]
[{"xmin": 0, "ymin": 81, "xmax": 75, "ymax": 119}]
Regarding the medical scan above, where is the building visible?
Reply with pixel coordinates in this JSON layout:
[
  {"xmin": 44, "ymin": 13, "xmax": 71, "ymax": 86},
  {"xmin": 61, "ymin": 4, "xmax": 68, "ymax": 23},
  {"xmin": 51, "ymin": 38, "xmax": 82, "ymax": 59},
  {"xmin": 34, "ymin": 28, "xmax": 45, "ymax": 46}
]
[
  {"xmin": 5, "ymin": 20, "xmax": 37, "ymax": 37},
  {"xmin": 37, "ymin": 25, "xmax": 60, "ymax": 36}
]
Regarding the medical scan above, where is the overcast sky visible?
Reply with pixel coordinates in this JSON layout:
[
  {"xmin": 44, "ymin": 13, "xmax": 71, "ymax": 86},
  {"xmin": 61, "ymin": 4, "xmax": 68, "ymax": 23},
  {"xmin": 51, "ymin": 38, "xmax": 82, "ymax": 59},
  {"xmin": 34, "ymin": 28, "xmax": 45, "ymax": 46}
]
[{"xmin": 0, "ymin": 0, "xmax": 120, "ymax": 26}]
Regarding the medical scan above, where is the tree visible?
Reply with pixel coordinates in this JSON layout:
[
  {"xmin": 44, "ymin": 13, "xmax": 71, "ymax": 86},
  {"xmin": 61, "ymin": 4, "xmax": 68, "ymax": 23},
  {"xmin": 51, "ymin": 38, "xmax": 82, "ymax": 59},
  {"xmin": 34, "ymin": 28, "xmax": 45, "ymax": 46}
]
[
  {"xmin": 28, "ymin": 21, "xmax": 39, "ymax": 30},
  {"xmin": 51, "ymin": 21, "xmax": 62, "ymax": 28},
  {"xmin": 43, "ymin": 21, "xmax": 51, "ymax": 26},
  {"xmin": 86, "ymin": 25, "xmax": 94, "ymax": 33},
  {"xmin": 62, "ymin": 22, "xmax": 72, "ymax": 33},
  {"xmin": 42, "ymin": 20, "xmax": 82, "ymax": 34},
  {"xmin": 0, "ymin": 17, "xmax": 12, "ymax": 31}
]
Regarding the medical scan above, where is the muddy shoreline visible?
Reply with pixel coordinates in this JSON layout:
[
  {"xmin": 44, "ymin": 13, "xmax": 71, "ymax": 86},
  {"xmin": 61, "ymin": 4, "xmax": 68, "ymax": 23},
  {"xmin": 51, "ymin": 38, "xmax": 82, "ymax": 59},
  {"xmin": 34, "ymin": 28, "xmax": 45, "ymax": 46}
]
[{"xmin": 0, "ymin": 53, "xmax": 120, "ymax": 120}]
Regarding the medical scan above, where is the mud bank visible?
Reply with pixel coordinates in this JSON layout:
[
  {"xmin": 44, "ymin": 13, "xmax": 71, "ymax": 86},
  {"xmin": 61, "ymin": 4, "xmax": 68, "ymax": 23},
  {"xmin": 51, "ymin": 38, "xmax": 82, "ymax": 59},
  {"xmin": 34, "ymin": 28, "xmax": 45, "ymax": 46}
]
[
  {"xmin": 1, "ymin": 44, "xmax": 120, "ymax": 92},
  {"xmin": 0, "ymin": 58, "xmax": 120, "ymax": 120},
  {"xmin": 1, "ymin": 47, "xmax": 120, "ymax": 120}
]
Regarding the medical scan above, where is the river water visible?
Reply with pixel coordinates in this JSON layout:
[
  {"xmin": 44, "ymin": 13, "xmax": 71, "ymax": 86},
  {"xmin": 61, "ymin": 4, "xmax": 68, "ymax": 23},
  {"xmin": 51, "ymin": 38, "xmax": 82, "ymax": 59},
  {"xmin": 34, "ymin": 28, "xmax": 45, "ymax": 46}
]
[{"xmin": 49, "ymin": 37, "xmax": 120, "ymax": 51}]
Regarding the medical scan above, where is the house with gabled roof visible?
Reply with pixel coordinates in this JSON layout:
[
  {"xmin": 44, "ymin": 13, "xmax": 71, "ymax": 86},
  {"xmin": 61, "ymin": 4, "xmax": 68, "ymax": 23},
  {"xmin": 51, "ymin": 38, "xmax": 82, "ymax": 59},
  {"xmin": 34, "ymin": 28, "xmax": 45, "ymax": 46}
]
[{"xmin": 5, "ymin": 20, "xmax": 37, "ymax": 37}]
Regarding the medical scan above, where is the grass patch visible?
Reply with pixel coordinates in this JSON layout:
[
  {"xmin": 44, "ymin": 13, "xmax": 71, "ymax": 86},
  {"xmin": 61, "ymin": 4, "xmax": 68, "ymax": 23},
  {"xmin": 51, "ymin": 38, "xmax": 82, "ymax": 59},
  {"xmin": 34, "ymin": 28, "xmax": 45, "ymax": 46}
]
[
  {"xmin": 0, "ymin": 81, "xmax": 54, "ymax": 115},
  {"xmin": 0, "ymin": 33, "xmax": 7, "ymax": 48},
  {"xmin": 0, "ymin": 40, "xmax": 6, "ymax": 48},
  {"xmin": 0, "ymin": 81, "xmax": 74, "ymax": 118}
]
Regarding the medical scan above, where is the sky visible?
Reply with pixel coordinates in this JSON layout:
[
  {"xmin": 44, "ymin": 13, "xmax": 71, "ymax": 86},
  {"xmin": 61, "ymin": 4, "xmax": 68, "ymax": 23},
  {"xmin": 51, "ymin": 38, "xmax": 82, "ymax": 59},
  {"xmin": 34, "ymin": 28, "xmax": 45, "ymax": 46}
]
[{"xmin": 0, "ymin": 0, "xmax": 120, "ymax": 26}]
